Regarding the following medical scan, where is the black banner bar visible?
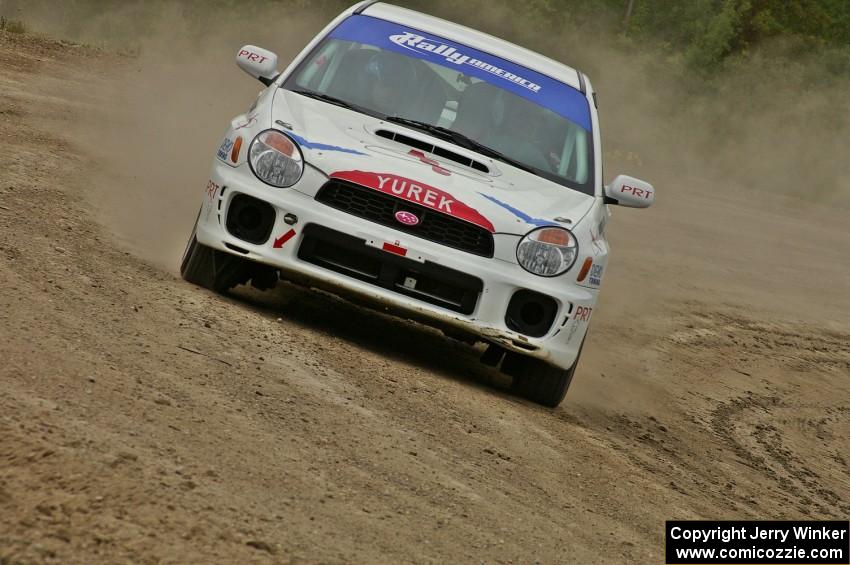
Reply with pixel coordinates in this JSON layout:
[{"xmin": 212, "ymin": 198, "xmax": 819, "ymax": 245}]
[{"xmin": 666, "ymin": 520, "xmax": 849, "ymax": 564}]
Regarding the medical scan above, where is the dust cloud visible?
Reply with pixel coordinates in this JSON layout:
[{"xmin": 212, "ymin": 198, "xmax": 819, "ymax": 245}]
[
  {"xmin": 4, "ymin": 0, "xmax": 849, "ymax": 459},
  {"xmin": 6, "ymin": 0, "xmax": 848, "ymax": 267},
  {"xmin": 429, "ymin": 0, "xmax": 850, "ymax": 207},
  {"xmin": 5, "ymin": 11, "xmax": 850, "ymax": 559},
  {"xmin": 1, "ymin": 0, "xmax": 335, "ymax": 266}
]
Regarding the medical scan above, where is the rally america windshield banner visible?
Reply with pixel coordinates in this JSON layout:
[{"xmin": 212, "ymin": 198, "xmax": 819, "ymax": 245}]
[{"xmin": 328, "ymin": 15, "xmax": 592, "ymax": 131}]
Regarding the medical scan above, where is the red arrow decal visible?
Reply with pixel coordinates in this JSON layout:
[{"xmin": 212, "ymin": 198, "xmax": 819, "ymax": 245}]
[{"xmin": 273, "ymin": 229, "xmax": 296, "ymax": 248}]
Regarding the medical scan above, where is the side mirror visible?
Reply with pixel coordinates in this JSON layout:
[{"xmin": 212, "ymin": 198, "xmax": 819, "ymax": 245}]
[
  {"xmin": 604, "ymin": 175, "xmax": 655, "ymax": 208},
  {"xmin": 236, "ymin": 45, "xmax": 279, "ymax": 85}
]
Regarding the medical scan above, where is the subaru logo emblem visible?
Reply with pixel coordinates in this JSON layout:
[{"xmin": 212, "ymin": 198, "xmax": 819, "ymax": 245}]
[{"xmin": 394, "ymin": 210, "xmax": 420, "ymax": 226}]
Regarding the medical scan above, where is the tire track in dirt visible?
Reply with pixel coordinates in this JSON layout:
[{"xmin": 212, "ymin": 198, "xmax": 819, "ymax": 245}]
[
  {"xmin": 3, "ymin": 29, "xmax": 850, "ymax": 564},
  {"xmin": 710, "ymin": 392, "xmax": 850, "ymax": 517}
]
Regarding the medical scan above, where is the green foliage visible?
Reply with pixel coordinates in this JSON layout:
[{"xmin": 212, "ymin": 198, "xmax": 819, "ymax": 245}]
[
  {"xmin": 5, "ymin": 0, "xmax": 850, "ymax": 72},
  {"xmin": 492, "ymin": 0, "xmax": 850, "ymax": 72},
  {"xmin": 0, "ymin": 16, "xmax": 27, "ymax": 34},
  {"xmin": 620, "ymin": 0, "xmax": 850, "ymax": 70},
  {"xmin": 683, "ymin": 0, "xmax": 751, "ymax": 71}
]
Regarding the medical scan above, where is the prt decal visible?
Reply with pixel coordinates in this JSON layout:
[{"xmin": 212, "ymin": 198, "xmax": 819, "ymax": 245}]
[{"xmin": 574, "ymin": 306, "xmax": 593, "ymax": 323}]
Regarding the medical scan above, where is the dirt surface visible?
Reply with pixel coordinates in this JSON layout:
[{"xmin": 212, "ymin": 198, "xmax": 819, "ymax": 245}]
[{"xmin": 1, "ymin": 31, "xmax": 849, "ymax": 564}]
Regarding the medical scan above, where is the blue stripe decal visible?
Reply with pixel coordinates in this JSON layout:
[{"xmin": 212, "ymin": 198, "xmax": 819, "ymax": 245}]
[
  {"xmin": 479, "ymin": 193, "xmax": 559, "ymax": 227},
  {"xmin": 329, "ymin": 15, "xmax": 591, "ymax": 131},
  {"xmin": 288, "ymin": 132, "xmax": 366, "ymax": 156}
]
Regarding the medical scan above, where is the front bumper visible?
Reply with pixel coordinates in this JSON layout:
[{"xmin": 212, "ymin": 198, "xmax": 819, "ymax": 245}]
[{"xmin": 196, "ymin": 160, "xmax": 598, "ymax": 370}]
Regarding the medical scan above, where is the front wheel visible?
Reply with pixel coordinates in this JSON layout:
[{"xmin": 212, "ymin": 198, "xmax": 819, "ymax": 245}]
[
  {"xmin": 504, "ymin": 342, "xmax": 584, "ymax": 407},
  {"xmin": 180, "ymin": 234, "xmax": 252, "ymax": 292},
  {"xmin": 180, "ymin": 222, "xmax": 276, "ymax": 293}
]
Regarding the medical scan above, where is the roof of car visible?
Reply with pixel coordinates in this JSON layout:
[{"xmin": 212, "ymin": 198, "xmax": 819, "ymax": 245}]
[{"xmin": 355, "ymin": 1, "xmax": 584, "ymax": 92}]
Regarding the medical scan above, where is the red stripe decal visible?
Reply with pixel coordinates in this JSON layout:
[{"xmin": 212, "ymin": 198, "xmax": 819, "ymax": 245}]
[
  {"xmin": 382, "ymin": 242, "xmax": 407, "ymax": 256},
  {"xmin": 330, "ymin": 170, "xmax": 495, "ymax": 233},
  {"xmin": 408, "ymin": 149, "xmax": 451, "ymax": 176}
]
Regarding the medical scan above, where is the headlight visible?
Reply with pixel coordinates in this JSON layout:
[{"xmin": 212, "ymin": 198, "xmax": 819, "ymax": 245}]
[
  {"xmin": 516, "ymin": 226, "xmax": 578, "ymax": 277},
  {"xmin": 248, "ymin": 129, "xmax": 303, "ymax": 187}
]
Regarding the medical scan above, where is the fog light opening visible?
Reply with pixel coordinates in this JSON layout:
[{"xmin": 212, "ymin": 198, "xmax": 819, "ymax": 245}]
[
  {"xmin": 226, "ymin": 194, "xmax": 276, "ymax": 245},
  {"xmin": 505, "ymin": 289, "xmax": 558, "ymax": 338},
  {"xmin": 519, "ymin": 301, "xmax": 545, "ymax": 327},
  {"xmin": 238, "ymin": 206, "xmax": 263, "ymax": 230}
]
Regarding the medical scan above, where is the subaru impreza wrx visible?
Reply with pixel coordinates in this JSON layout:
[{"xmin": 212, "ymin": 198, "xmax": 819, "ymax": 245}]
[{"xmin": 181, "ymin": 1, "xmax": 655, "ymax": 406}]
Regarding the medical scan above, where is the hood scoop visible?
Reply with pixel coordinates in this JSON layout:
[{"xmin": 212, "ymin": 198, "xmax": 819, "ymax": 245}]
[{"xmin": 375, "ymin": 129, "xmax": 490, "ymax": 174}]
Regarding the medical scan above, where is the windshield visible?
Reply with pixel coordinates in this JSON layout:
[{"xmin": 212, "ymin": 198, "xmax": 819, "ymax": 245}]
[{"xmin": 283, "ymin": 15, "xmax": 594, "ymax": 195}]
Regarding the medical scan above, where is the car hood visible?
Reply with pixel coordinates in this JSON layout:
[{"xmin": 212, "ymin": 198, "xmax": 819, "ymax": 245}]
[{"xmin": 273, "ymin": 89, "xmax": 595, "ymax": 235}]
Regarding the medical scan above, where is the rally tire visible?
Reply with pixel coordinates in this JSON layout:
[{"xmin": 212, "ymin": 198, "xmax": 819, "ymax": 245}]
[
  {"xmin": 504, "ymin": 343, "xmax": 583, "ymax": 407},
  {"xmin": 180, "ymin": 230, "xmax": 253, "ymax": 293}
]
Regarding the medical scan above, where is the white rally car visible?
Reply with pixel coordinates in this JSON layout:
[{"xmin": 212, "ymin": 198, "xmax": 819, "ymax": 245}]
[{"xmin": 181, "ymin": 1, "xmax": 655, "ymax": 407}]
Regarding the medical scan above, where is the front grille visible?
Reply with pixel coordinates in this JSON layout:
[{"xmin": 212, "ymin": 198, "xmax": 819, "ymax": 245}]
[
  {"xmin": 315, "ymin": 179, "xmax": 494, "ymax": 258},
  {"xmin": 298, "ymin": 224, "xmax": 483, "ymax": 315}
]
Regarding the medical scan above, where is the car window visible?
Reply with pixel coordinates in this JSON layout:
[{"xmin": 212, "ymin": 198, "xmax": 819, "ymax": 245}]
[{"xmin": 285, "ymin": 15, "xmax": 593, "ymax": 195}]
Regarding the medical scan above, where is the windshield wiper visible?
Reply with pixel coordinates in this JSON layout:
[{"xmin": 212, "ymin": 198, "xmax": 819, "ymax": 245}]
[
  {"xmin": 290, "ymin": 89, "xmax": 360, "ymax": 111},
  {"xmin": 290, "ymin": 88, "xmax": 386, "ymax": 122},
  {"xmin": 384, "ymin": 116, "xmax": 453, "ymax": 138},
  {"xmin": 384, "ymin": 116, "xmax": 471, "ymax": 146},
  {"xmin": 384, "ymin": 116, "xmax": 536, "ymax": 174},
  {"xmin": 464, "ymin": 141, "xmax": 537, "ymax": 175}
]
